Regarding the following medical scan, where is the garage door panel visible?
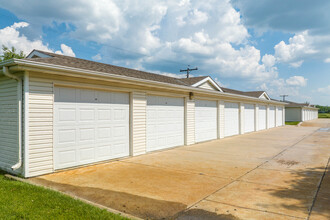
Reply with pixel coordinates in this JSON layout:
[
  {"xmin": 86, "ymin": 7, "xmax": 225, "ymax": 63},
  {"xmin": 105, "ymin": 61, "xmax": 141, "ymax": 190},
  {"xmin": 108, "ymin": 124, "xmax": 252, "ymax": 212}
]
[
  {"xmin": 57, "ymin": 150, "xmax": 76, "ymax": 166},
  {"xmin": 97, "ymin": 107, "xmax": 111, "ymax": 120},
  {"xmin": 78, "ymin": 107, "xmax": 95, "ymax": 122},
  {"xmin": 54, "ymin": 87, "xmax": 129, "ymax": 170},
  {"xmin": 146, "ymin": 95, "xmax": 184, "ymax": 152},
  {"xmin": 97, "ymin": 127, "xmax": 111, "ymax": 139},
  {"xmin": 79, "ymin": 146, "xmax": 95, "ymax": 161},
  {"xmin": 224, "ymin": 102, "xmax": 239, "ymax": 137},
  {"xmin": 195, "ymin": 100, "xmax": 217, "ymax": 143},
  {"xmin": 79, "ymin": 127, "xmax": 95, "ymax": 142},
  {"xmin": 58, "ymin": 129, "xmax": 76, "ymax": 145}
]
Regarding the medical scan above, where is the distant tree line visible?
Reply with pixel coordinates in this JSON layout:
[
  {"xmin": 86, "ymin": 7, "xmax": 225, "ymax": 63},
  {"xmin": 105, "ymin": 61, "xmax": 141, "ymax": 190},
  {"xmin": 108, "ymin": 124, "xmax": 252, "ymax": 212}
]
[{"xmin": 315, "ymin": 105, "xmax": 330, "ymax": 113}]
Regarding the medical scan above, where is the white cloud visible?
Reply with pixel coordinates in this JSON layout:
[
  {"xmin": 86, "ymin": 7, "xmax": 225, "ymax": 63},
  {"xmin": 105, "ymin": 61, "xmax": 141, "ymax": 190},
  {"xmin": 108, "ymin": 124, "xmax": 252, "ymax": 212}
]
[
  {"xmin": 55, "ymin": 44, "xmax": 75, "ymax": 57},
  {"xmin": 234, "ymin": 0, "xmax": 330, "ymax": 68},
  {"xmin": 289, "ymin": 60, "xmax": 304, "ymax": 68},
  {"xmin": 317, "ymin": 85, "xmax": 330, "ymax": 93},
  {"xmin": 189, "ymin": 9, "xmax": 208, "ymax": 25},
  {"xmin": 324, "ymin": 58, "xmax": 330, "ymax": 63},
  {"xmin": 92, "ymin": 53, "xmax": 102, "ymax": 61},
  {"xmin": 274, "ymin": 31, "xmax": 317, "ymax": 67},
  {"xmin": 214, "ymin": 77, "xmax": 227, "ymax": 87},
  {"xmin": 262, "ymin": 54, "xmax": 275, "ymax": 68},
  {"xmin": 0, "ymin": 0, "xmax": 262, "ymax": 80},
  {"xmin": 0, "ymin": 22, "xmax": 75, "ymax": 57},
  {"xmin": 0, "ymin": 22, "xmax": 51, "ymax": 55},
  {"xmin": 285, "ymin": 76, "xmax": 307, "ymax": 87}
]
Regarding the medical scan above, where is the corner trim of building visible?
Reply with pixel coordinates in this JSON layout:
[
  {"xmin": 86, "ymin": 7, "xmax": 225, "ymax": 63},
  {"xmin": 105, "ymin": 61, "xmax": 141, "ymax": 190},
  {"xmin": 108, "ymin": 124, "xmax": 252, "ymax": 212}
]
[{"xmin": 24, "ymin": 71, "xmax": 29, "ymax": 178}]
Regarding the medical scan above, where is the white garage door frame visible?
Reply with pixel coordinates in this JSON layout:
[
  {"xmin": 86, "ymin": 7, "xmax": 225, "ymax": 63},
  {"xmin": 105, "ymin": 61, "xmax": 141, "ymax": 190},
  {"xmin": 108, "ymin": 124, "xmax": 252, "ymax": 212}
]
[
  {"xmin": 224, "ymin": 102, "xmax": 240, "ymax": 137},
  {"xmin": 258, "ymin": 105, "xmax": 267, "ymax": 130},
  {"xmin": 244, "ymin": 104, "xmax": 255, "ymax": 133},
  {"xmin": 195, "ymin": 99, "xmax": 217, "ymax": 143},
  {"xmin": 146, "ymin": 95, "xmax": 184, "ymax": 152},
  {"xmin": 54, "ymin": 87, "xmax": 130, "ymax": 170},
  {"xmin": 268, "ymin": 106, "xmax": 275, "ymax": 128}
]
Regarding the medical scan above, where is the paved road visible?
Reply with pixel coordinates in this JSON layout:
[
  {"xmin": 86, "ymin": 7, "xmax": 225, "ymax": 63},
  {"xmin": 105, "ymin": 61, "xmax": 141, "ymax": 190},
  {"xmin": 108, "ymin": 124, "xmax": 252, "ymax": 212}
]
[{"xmin": 31, "ymin": 119, "xmax": 330, "ymax": 220}]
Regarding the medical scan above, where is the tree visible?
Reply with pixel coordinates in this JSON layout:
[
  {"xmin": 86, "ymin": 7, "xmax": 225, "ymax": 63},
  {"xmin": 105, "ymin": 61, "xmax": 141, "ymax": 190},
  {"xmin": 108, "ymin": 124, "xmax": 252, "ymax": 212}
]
[{"xmin": 0, "ymin": 45, "xmax": 25, "ymax": 62}]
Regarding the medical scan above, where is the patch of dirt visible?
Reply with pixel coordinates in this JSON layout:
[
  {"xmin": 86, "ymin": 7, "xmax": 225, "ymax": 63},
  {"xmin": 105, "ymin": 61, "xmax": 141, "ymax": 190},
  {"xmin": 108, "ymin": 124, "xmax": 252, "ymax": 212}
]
[
  {"xmin": 276, "ymin": 159, "xmax": 299, "ymax": 166},
  {"xmin": 175, "ymin": 209, "xmax": 239, "ymax": 220},
  {"xmin": 30, "ymin": 178, "xmax": 187, "ymax": 220}
]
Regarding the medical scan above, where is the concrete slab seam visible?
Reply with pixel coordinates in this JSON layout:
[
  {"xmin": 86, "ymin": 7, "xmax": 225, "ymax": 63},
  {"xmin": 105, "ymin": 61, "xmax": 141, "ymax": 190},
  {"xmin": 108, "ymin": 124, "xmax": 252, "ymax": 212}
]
[
  {"xmin": 203, "ymin": 199, "xmax": 305, "ymax": 219},
  {"xmin": 307, "ymin": 157, "xmax": 330, "ymax": 220}
]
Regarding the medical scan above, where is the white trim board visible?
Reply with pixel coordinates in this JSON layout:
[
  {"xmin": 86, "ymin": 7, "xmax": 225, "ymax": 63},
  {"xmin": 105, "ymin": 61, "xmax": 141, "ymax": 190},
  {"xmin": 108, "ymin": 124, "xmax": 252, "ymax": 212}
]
[{"xmin": 191, "ymin": 76, "xmax": 223, "ymax": 92}]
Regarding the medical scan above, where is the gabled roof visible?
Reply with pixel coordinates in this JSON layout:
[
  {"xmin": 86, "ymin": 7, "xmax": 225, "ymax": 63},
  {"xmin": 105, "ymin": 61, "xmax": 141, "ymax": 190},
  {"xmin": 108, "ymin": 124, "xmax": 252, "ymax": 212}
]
[
  {"xmin": 20, "ymin": 50, "xmax": 280, "ymax": 102},
  {"xmin": 189, "ymin": 76, "xmax": 223, "ymax": 92},
  {"xmin": 284, "ymin": 101, "xmax": 312, "ymax": 108},
  {"xmin": 221, "ymin": 87, "xmax": 269, "ymax": 99},
  {"xmin": 26, "ymin": 50, "xmax": 188, "ymax": 86},
  {"xmin": 179, "ymin": 76, "xmax": 208, "ymax": 86}
]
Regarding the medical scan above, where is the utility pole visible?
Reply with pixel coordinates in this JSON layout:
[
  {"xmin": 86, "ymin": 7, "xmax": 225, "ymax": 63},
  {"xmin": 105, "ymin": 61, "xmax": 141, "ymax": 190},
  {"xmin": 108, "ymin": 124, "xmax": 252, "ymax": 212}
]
[
  {"xmin": 280, "ymin": 95, "xmax": 288, "ymax": 102},
  {"xmin": 180, "ymin": 65, "xmax": 198, "ymax": 78}
]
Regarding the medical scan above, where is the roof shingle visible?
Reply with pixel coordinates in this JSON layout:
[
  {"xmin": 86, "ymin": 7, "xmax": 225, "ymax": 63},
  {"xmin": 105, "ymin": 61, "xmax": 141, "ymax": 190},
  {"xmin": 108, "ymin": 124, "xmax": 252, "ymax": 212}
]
[{"xmin": 23, "ymin": 50, "xmax": 271, "ymax": 100}]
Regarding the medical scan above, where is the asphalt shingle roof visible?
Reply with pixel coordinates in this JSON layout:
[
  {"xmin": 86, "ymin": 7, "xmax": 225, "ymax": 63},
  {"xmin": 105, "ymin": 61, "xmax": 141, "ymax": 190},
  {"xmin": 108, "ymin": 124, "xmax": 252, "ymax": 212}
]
[
  {"xmin": 24, "ymin": 50, "xmax": 270, "ymax": 99},
  {"xmin": 221, "ymin": 87, "xmax": 265, "ymax": 98}
]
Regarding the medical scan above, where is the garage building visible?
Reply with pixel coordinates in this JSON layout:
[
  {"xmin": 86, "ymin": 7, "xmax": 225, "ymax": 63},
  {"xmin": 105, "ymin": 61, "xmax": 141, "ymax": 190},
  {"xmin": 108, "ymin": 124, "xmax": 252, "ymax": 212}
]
[
  {"xmin": 285, "ymin": 101, "xmax": 318, "ymax": 122},
  {"xmin": 0, "ymin": 50, "xmax": 285, "ymax": 177}
]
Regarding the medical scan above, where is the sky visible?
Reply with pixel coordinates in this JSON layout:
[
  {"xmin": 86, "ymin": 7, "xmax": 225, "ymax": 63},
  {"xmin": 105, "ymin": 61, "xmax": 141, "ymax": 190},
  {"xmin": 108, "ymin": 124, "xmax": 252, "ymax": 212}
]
[{"xmin": 0, "ymin": 0, "xmax": 329, "ymax": 105}]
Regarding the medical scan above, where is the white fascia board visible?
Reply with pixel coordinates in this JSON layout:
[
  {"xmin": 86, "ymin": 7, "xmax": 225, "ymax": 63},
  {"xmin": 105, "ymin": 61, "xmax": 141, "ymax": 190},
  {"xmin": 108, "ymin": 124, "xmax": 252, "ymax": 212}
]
[
  {"xmin": 259, "ymin": 92, "xmax": 270, "ymax": 100},
  {"xmin": 5, "ymin": 59, "xmax": 286, "ymax": 105},
  {"xmin": 26, "ymin": 51, "xmax": 52, "ymax": 58},
  {"xmin": 191, "ymin": 76, "xmax": 223, "ymax": 92}
]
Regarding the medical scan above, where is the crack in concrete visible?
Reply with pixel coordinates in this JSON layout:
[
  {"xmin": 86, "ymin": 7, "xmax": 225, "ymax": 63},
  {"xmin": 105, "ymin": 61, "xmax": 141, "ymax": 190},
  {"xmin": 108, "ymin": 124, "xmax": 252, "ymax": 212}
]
[{"xmin": 307, "ymin": 157, "xmax": 330, "ymax": 220}]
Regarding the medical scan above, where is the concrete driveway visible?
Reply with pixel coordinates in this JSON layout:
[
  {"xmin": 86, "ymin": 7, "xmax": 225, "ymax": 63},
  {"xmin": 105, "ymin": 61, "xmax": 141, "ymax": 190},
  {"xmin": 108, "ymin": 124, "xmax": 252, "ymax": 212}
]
[{"xmin": 31, "ymin": 119, "xmax": 330, "ymax": 220}]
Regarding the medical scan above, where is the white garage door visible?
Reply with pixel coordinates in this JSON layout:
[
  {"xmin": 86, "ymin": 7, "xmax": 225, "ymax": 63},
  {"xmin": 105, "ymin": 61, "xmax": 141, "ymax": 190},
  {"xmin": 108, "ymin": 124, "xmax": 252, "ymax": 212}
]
[
  {"xmin": 258, "ymin": 105, "xmax": 267, "ymax": 130},
  {"xmin": 146, "ymin": 95, "xmax": 184, "ymax": 152},
  {"xmin": 225, "ymin": 102, "xmax": 239, "ymax": 137},
  {"xmin": 195, "ymin": 100, "xmax": 217, "ymax": 143},
  {"xmin": 268, "ymin": 106, "xmax": 275, "ymax": 128},
  {"xmin": 244, "ymin": 104, "xmax": 255, "ymax": 133},
  {"xmin": 54, "ymin": 87, "xmax": 129, "ymax": 170},
  {"xmin": 276, "ymin": 107, "xmax": 283, "ymax": 126}
]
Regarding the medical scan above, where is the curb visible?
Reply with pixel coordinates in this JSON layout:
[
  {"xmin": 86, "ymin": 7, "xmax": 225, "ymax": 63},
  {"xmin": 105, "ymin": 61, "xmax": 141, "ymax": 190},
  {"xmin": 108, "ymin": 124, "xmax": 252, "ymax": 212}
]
[{"xmin": 4, "ymin": 174, "xmax": 143, "ymax": 220}]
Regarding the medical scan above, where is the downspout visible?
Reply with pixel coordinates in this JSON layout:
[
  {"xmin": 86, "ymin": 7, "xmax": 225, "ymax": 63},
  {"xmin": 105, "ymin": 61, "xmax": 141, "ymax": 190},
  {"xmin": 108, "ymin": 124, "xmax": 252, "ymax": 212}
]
[{"xmin": 3, "ymin": 66, "xmax": 22, "ymax": 170}]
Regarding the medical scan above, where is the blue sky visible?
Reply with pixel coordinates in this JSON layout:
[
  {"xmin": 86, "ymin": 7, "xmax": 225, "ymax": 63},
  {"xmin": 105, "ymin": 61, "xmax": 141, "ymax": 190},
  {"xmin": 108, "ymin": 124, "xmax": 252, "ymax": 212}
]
[{"xmin": 0, "ymin": 0, "xmax": 329, "ymax": 105}]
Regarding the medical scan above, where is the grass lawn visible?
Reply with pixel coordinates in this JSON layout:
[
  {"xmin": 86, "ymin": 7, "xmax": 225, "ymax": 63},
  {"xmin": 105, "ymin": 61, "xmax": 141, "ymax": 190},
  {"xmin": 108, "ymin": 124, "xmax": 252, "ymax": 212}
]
[
  {"xmin": 0, "ymin": 170, "xmax": 129, "ymax": 220},
  {"xmin": 285, "ymin": 121, "xmax": 300, "ymax": 125},
  {"xmin": 318, "ymin": 113, "xmax": 330, "ymax": 118}
]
